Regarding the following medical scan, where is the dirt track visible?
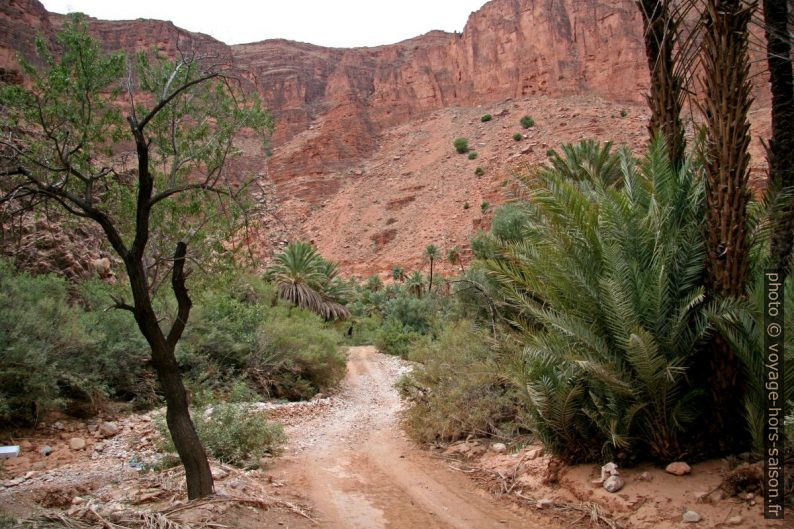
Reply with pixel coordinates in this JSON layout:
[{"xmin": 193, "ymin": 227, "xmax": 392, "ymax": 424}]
[{"xmin": 269, "ymin": 346, "xmax": 545, "ymax": 529}]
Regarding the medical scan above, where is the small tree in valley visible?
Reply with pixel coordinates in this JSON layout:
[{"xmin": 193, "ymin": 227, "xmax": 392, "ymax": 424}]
[{"xmin": 0, "ymin": 17, "xmax": 273, "ymax": 498}]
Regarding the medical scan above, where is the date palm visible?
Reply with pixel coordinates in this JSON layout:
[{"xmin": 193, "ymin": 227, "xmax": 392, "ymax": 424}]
[
  {"xmin": 447, "ymin": 246, "xmax": 464, "ymax": 275},
  {"xmin": 266, "ymin": 242, "xmax": 349, "ymax": 320},
  {"xmin": 424, "ymin": 244, "xmax": 439, "ymax": 293}
]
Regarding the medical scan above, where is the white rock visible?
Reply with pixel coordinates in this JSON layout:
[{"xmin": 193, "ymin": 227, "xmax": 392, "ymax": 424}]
[
  {"xmin": 603, "ymin": 475, "xmax": 625, "ymax": 493},
  {"xmin": 536, "ymin": 498, "xmax": 553, "ymax": 509},
  {"xmin": 491, "ymin": 443, "xmax": 507, "ymax": 453},
  {"xmin": 726, "ymin": 516, "xmax": 743, "ymax": 525},
  {"xmin": 682, "ymin": 510, "xmax": 701, "ymax": 523}
]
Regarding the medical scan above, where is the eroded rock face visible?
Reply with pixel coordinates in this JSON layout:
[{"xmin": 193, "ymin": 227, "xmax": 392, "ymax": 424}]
[
  {"xmin": 0, "ymin": 0, "xmax": 774, "ymax": 276},
  {"xmin": 0, "ymin": 0, "xmax": 649, "ymax": 179}
]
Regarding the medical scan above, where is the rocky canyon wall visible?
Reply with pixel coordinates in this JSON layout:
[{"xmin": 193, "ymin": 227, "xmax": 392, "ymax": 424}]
[{"xmin": 1, "ymin": 0, "xmax": 651, "ymax": 179}]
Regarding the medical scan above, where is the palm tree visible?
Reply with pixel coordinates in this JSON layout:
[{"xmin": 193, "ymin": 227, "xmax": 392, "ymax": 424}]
[
  {"xmin": 699, "ymin": 0, "xmax": 755, "ymax": 453},
  {"xmin": 406, "ymin": 271, "xmax": 424, "ymax": 299},
  {"xmin": 762, "ymin": 0, "xmax": 794, "ymax": 278},
  {"xmin": 423, "ymin": 244, "xmax": 439, "ymax": 293},
  {"xmin": 265, "ymin": 241, "xmax": 350, "ymax": 320},
  {"xmin": 636, "ymin": 0, "xmax": 686, "ymax": 169},
  {"xmin": 447, "ymin": 246, "xmax": 465, "ymax": 275},
  {"xmin": 486, "ymin": 138, "xmax": 716, "ymax": 462},
  {"xmin": 392, "ymin": 265, "xmax": 407, "ymax": 283}
]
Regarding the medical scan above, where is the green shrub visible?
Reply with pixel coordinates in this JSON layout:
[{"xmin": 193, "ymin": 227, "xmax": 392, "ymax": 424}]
[
  {"xmin": 490, "ymin": 202, "xmax": 531, "ymax": 243},
  {"xmin": 375, "ymin": 318, "xmax": 420, "ymax": 357},
  {"xmin": 474, "ymin": 167, "xmax": 485, "ymax": 177},
  {"xmin": 468, "ymin": 151, "xmax": 478, "ymax": 160},
  {"xmin": 399, "ymin": 321, "xmax": 523, "ymax": 442},
  {"xmin": 520, "ymin": 115, "xmax": 535, "ymax": 129},
  {"xmin": 463, "ymin": 202, "xmax": 470, "ymax": 209},
  {"xmin": 620, "ymin": 109, "xmax": 628, "ymax": 118},
  {"xmin": 382, "ymin": 295, "xmax": 432, "ymax": 334},
  {"xmin": 453, "ymin": 137, "xmax": 469, "ymax": 154},
  {"xmin": 480, "ymin": 114, "xmax": 492, "ymax": 122},
  {"xmin": 177, "ymin": 277, "xmax": 346, "ymax": 401},
  {"xmin": 344, "ymin": 315, "xmax": 383, "ymax": 345},
  {"xmin": 157, "ymin": 403, "xmax": 285, "ymax": 467},
  {"xmin": 512, "ymin": 132, "xmax": 523, "ymax": 141},
  {"xmin": 470, "ymin": 231, "xmax": 499, "ymax": 260},
  {"xmin": 485, "ymin": 137, "xmax": 715, "ymax": 463},
  {"xmin": 0, "ymin": 262, "xmax": 151, "ymax": 424},
  {"xmin": 256, "ymin": 308, "xmax": 347, "ymax": 399},
  {"xmin": 480, "ymin": 201, "xmax": 490, "ymax": 213}
]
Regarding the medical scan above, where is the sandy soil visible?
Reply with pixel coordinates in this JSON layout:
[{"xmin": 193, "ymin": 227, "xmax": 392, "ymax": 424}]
[
  {"xmin": 267, "ymin": 346, "xmax": 543, "ymax": 529},
  {"xmin": 1, "ymin": 347, "xmax": 789, "ymax": 528}
]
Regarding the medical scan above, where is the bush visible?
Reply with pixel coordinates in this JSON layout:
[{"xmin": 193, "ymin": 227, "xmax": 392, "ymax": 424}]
[
  {"xmin": 474, "ymin": 167, "xmax": 485, "ymax": 177},
  {"xmin": 485, "ymin": 137, "xmax": 715, "ymax": 463},
  {"xmin": 157, "ymin": 403, "xmax": 285, "ymax": 467},
  {"xmin": 399, "ymin": 321, "xmax": 523, "ymax": 442},
  {"xmin": 620, "ymin": 109, "xmax": 628, "ymax": 118},
  {"xmin": 512, "ymin": 132, "xmax": 523, "ymax": 141},
  {"xmin": 0, "ymin": 261, "xmax": 151, "ymax": 424},
  {"xmin": 480, "ymin": 201, "xmax": 490, "ymax": 213},
  {"xmin": 177, "ymin": 276, "xmax": 346, "ymax": 401},
  {"xmin": 520, "ymin": 115, "xmax": 535, "ymax": 129},
  {"xmin": 480, "ymin": 114, "xmax": 492, "ymax": 122},
  {"xmin": 490, "ymin": 202, "xmax": 531, "ymax": 243},
  {"xmin": 256, "ymin": 308, "xmax": 347, "ymax": 399},
  {"xmin": 375, "ymin": 318, "xmax": 420, "ymax": 357},
  {"xmin": 468, "ymin": 151, "xmax": 478, "ymax": 160},
  {"xmin": 453, "ymin": 137, "xmax": 469, "ymax": 154},
  {"xmin": 463, "ymin": 201, "xmax": 470, "ymax": 209}
]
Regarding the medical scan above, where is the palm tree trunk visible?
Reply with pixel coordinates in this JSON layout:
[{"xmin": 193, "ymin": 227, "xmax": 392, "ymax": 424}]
[
  {"xmin": 763, "ymin": 0, "xmax": 794, "ymax": 278},
  {"xmin": 428, "ymin": 258, "xmax": 434, "ymax": 293},
  {"xmin": 637, "ymin": 0, "xmax": 686, "ymax": 168},
  {"xmin": 699, "ymin": 0, "xmax": 755, "ymax": 454}
]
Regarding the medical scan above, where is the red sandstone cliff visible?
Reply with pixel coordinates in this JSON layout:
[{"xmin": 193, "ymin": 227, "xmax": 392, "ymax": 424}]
[
  {"xmin": 0, "ymin": 0, "xmax": 773, "ymax": 276},
  {"xmin": 0, "ymin": 0, "xmax": 651, "ymax": 176}
]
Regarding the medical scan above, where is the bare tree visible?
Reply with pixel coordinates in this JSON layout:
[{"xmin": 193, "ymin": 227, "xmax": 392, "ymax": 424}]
[{"xmin": 0, "ymin": 17, "xmax": 272, "ymax": 498}]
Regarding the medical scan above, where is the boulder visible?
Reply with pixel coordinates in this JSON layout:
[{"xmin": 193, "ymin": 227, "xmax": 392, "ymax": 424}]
[
  {"xmin": 68, "ymin": 438, "xmax": 86, "ymax": 451},
  {"xmin": 98, "ymin": 421, "xmax": 119, "ymax": 438},
  {"xmin": 665, "ymin": 461, "xmax": 691, "ymax": 476},
  {"xmin": 603, "ymin": 475, "xmax": 625, "ymax": 493},
  {"xmin": 536, "ymin": 498, "xmax": 553, "ymax": 509},
  {"xmin": 682, "ymin": 510, "xmax": 701, "ymax": 523},
  {"xmin": 491, "ymin": 443, "xmax": 507, "ymax": 453}
]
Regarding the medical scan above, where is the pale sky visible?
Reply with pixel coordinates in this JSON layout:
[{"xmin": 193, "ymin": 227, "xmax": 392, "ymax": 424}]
[{"xmin": 40, "ymin": 1, "xmax": 490, "ymax": 48}]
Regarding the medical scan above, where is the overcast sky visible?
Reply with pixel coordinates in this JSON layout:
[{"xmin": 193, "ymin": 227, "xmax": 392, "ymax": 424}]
[{"xmin": 40, "ymin": 1, "xmax": 489, "ymax": 48}]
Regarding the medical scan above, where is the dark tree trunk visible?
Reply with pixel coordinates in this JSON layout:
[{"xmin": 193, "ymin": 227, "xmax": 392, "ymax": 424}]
[
  {"xmin": 124, "ymin": 243, "xmax": 213, "ymax": 499},
  {"xmin": 428, "ymin": 258, "xmax": 434, "ymax": 293},
  {"xmin": 637, "ymin": 0, "xmax": 686, "ymax": 168},
  {"xmin": 763, "ymin": 0, "xmax": 794, "ymax": 278},
  {"xmin": 699, "ymin": 0, "xmax": 755, "ymax": 454}
]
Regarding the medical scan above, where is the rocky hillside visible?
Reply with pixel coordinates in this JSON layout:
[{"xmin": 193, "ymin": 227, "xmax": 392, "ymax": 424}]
[{"xmin": 0, "ymin": 0, "xmax": 772, "ymax": 277}]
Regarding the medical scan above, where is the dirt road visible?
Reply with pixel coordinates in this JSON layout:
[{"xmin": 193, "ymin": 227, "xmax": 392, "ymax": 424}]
[{"xmin": 269, "ymin": 346, "xmax": 545, "ymax": 529}]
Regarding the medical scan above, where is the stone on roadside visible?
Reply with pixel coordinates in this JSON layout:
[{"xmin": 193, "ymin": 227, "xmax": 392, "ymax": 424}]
[
  {"xmin": 665, "ymin": 461, "xmax": 691, "ymax": 476},
  {"xmin": 603, "ymin": 475, "xmax": 625, "ymax": 493},
  {"xmin": 68, "ymin": 438, "xmax": 86, "ymax": 451},
  {"xmin": 99, "ymin": 421, "xmax": 119, "ymax": 438},
  {"xmin": 682, "ymin": 510, "xmax": 701, "ymax": 523},
  {"xmin": 491, "ymin": 443, "xmax": 507, "ymax": 453},
  {"xmin": 726, "ymin": 516, "xmax": 742, "ymax": 526},
  {"xmin": 536, "ymin": 498, "xmax": 553, "ymax": 509}
]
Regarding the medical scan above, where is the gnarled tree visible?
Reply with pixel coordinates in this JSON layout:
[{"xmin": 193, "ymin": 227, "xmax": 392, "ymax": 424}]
[{"xmin": 0, "ymin": 17, "xmax": 272, "ymax": 498}]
